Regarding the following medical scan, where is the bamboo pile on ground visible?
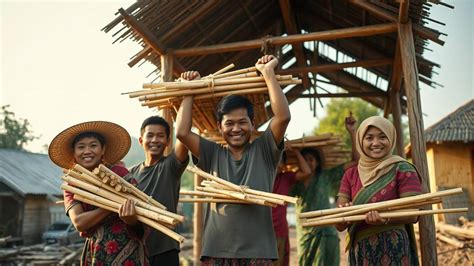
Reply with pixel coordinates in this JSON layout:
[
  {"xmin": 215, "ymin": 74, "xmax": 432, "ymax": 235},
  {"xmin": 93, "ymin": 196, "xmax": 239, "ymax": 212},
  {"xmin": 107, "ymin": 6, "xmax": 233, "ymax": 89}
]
[
  {"xmin": 299, "ymin": 188, "xmax": 468, "ymax": 228},
  {"xmin": 123, "ymin": 64, "xmax": 302, "ymax": 110},
  {"xmin": 413, "ymin": 216, "xmax": 474, "ymax": 264},
  {"xmin": 60, "ymin": 164, "xmax": 185, "ymax": 243},
  {"xmin": 179, "ymin": 166, "xmax": 297, "ymax": 207}
]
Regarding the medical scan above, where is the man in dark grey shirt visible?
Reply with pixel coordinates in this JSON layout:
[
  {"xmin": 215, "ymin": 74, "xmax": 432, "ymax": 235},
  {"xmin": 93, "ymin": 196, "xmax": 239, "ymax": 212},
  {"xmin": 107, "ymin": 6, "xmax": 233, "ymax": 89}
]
[
  {"xmin": 128, "ymin": 116, "xmax": 189, "ymax": 266},
  {"xmin": 176, "ymin": 55, "xmax": 291, "ymax": 263}
]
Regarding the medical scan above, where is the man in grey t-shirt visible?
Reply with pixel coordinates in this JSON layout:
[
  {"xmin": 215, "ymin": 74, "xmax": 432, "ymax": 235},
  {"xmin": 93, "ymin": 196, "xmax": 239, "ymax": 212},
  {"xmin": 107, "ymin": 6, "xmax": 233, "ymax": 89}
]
[
  {"xmin": 128, "ymin": 116, "xmax": 189, "ymax": 266},
  {"xmin": 176, "ymin": 55, "xmax": 291, "ymax": 263}
]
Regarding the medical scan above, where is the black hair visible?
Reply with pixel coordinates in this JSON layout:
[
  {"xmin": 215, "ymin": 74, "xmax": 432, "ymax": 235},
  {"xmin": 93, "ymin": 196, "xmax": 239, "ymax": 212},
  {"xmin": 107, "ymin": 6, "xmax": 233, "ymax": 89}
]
[
  {"xmin": 72, "ymin": 132, "xmax": 105, "ymax": 148},
  {"xmin": 140, "ymin": 116, "xmax": 171, "ymax": 138},
  {"xmin": 300, "ymin": 147, "xmax": 323, "ymax": 176},
  {"xmin": 215, "ymin": 94, "xmax": 254, "ymax": 123}
]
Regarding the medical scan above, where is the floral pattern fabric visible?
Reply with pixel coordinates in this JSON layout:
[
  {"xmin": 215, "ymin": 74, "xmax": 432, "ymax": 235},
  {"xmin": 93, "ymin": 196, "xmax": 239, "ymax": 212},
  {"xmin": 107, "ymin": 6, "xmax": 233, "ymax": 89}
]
[{"xmin": 349, "ymin": 228, "xmax": 411, "ymax": 266}]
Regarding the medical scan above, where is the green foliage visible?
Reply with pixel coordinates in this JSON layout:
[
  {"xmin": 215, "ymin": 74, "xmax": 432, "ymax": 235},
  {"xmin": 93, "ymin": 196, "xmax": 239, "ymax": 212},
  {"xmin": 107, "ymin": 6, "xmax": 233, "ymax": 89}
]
[
  {"xmin": 180, "ymin": 170, "xmax": 194, "ymax": 190},
  {"xmin": 314, "ymin": 99, "xmax": 381, "ymax": 148},
  {"xmin": 0, "ymin": 105, "xmax": 37, "ymax": 150}
]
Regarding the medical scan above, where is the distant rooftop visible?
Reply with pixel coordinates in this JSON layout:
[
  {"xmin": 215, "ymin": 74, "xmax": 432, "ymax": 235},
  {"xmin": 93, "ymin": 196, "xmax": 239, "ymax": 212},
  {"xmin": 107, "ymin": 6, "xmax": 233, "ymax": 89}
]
[
  {"xmin": 0, "ymin": 149, "xmax": 62, "ymax": 196},
  {"xmin": 424, "ymin": 99, "xmax": 474, "ymax": 143}
]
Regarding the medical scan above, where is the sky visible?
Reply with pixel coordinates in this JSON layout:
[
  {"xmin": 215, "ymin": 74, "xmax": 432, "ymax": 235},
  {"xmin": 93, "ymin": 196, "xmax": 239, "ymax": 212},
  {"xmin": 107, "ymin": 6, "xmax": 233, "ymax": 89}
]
[{"xmin": 1, "ymin": 0, "xmax": 473, "ymax": 154}]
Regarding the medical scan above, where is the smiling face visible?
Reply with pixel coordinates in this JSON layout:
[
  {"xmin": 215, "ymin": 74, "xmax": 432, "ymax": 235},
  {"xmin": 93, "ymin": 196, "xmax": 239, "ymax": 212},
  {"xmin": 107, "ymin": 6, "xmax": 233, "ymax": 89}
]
[
  {"xmin": 362, "ymin": 126, "xmax": 391, "ymax": 159},
  {"xmin": 218, "ymin": 107, "xmax": 254, "ymax": 151},
  {"xmin": 73, "ymin": 136, "xmax": 105, "ymax": 170},
  {"xmin": 139, "ymin": 124, "xmax": 169, "ymax": 160}
]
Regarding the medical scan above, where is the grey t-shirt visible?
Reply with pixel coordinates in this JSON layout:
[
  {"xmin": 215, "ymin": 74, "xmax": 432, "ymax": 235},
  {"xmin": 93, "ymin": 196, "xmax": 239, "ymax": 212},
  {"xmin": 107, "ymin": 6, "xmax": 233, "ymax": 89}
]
[
  {"xmin": 128, "ymin": 152, "xmax": 188, "ymax": 257},
  {"xmin": 196, "ymin": 127, "xmax": 283, "ymax": 259}
]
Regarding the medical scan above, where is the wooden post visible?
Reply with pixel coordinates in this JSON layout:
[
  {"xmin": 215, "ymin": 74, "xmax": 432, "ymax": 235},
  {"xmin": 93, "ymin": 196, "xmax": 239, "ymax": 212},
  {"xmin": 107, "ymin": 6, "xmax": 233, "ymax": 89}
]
[
  {"xmin": 160, "ymin": 53, "xmax": 174, "ymax": 156},
  {"xmin": 390, "ymin": 42, "xmax": 405, "ymax": 157},
  {"xmin": 398, "ymin": 22, "xmax": 437, "ymax": 265},
  {"xmin": 193, "ymin": 173, "xmax": 203, "ymax": 264}
]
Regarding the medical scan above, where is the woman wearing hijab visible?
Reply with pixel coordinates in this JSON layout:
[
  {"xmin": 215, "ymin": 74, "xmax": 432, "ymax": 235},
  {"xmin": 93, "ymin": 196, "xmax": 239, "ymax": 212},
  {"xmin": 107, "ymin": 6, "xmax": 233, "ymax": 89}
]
[
  {"xmin": 49, "ymin": 121, "xmax": 148, "ymax": 265},
  {"xmin": 336, "ymin": 116, "xmax": 422, "ymax": 266}
]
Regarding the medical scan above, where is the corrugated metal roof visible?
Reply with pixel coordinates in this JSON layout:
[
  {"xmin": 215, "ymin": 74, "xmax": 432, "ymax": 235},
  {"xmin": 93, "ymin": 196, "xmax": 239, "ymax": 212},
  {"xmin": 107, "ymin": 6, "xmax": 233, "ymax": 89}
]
[
  {"xmin": 0, "ymin": 149, "xmax": 62, "ymax": 196},
  {"xmin": 424, "ymin": 99, "xmax": 474, "ymax": 143}
]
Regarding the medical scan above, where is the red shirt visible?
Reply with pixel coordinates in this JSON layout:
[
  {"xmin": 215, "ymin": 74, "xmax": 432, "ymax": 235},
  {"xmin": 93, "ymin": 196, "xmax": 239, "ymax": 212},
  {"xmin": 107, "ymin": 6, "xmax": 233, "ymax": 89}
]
[{"xmin": 271, "ymin": 172, "xmax": 297, "ymax": 237}]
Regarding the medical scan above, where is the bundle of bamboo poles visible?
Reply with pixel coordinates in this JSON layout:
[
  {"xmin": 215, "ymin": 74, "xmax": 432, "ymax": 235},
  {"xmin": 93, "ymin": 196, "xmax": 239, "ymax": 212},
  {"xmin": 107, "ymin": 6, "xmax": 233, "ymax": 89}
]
[
  {"xmin": 123, "ymin": 64, "xmax": 302, "ymax": 109},
  {"xmin": 179, "ymin": 166, "xmax": 297, "ymax": 207},
  {"xmin": 299, "ymin": 188, "xmax": 468, "ymax": 227},
  {"xmin": 60, "ymin": 164, "xmax": 185, "ymax": 243},
  {"xmin": 285, "ymin": 133, "xmax": 351, "ymax": 168}
]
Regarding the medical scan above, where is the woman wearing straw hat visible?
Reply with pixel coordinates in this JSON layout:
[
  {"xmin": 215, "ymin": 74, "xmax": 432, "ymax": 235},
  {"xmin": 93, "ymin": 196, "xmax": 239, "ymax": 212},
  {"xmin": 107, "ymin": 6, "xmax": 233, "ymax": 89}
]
[
  {"xmin": 49, "ymin": 121, "xmax": 148, "ymax": 265},
  {"xmin": 336, "ymin": 116, "xmax": 421, "ymax": 266}
]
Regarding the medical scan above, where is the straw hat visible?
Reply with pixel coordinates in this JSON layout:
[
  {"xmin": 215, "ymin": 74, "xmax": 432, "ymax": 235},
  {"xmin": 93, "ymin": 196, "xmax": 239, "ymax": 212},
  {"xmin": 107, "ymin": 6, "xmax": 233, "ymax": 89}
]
[{"xmin": 48, "ymin": 121, "xmax": 131, "ymax": 169}]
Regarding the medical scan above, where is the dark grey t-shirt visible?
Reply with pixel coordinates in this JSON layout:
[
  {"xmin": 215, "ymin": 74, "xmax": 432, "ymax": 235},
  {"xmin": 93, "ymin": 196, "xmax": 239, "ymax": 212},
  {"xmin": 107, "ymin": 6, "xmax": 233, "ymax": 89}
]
[
  {"xmin": 128, "ymin": 152, "xmax": 188, "ymax": 257},
  {"xmin": 196, "ymin": 127, "xmax": 283, "ymax": 259}
]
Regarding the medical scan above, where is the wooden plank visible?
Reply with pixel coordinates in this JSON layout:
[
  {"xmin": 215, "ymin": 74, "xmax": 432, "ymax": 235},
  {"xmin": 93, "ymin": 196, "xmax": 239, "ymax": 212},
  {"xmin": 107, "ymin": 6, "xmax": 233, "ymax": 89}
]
[
  {"xmin": 350, "ymin": 0, "xmax": 444, "ymax": 45},
  {"xmin": 398, "ymin": 21, "xmax": 437, "ymax": 266},
  {"xmin": 277, "ymin": 58, "xmax": 392, "ymax": 75},
  {"xmin": 173, "ymin": 23, "xmax": 398, "ymax": 57}
]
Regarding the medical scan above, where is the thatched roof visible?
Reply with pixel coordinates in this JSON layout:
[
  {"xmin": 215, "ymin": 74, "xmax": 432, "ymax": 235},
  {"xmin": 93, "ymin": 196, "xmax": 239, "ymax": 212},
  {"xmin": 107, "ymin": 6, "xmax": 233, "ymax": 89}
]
[{"xmin": 103, "ymin": 0, "xmax": 451, "ymax": 129}]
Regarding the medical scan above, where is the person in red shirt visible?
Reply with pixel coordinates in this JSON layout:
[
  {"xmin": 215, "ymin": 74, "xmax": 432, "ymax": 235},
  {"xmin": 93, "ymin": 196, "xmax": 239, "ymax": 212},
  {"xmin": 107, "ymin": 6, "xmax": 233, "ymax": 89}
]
[{"xmin": 272, "ymin": 142, "xmax": 311, "ymax": 266}]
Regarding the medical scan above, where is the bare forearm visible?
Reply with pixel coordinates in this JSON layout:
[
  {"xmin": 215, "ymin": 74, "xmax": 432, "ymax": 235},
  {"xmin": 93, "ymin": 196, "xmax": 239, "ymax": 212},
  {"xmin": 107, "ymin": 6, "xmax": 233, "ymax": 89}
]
[
  {"xmin": 295, "ymin": 151, "xmax": 311, "ymax": 180},
  {"xmin": 70, "ymin": 207, "xmax": 110, "ymax": 232},
  {"xmin": 262, "ymin": 69, "xmax": 290, "ymax": 123},
  {"xmin": 176, "ymin": 96, "xmax": 194, "ymax": 138},
  {"xmin": 350, "ymin": 133, "xmax": 358, "ymax": 161}
]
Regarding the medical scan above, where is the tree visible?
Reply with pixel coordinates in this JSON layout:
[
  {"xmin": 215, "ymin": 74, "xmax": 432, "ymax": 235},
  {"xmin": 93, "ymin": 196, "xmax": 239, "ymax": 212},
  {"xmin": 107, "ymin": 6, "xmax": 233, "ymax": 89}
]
[
  {"xmin": 313, "ymin": 98, "xmax": 381, "ymax": 148},
  {"xmin": 0, "ymin": 105, "xmax": 37, "ymax": 150}
]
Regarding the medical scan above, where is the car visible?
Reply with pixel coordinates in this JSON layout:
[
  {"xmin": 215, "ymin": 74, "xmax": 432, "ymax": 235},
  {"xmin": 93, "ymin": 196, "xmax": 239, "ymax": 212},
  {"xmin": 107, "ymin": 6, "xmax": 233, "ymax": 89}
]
[{"xmin": 41, "ymin": 221, "xmax": 82, "ymax": 245}]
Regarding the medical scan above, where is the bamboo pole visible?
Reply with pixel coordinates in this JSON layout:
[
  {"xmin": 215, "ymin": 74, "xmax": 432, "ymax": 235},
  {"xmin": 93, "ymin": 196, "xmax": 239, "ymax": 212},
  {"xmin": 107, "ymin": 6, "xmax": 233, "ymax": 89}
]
[
  {"xmin": 142, "ymin": 75, "xmax": 294, "ymax": 90},
  {"xmin": 299, "ymin": 188, "xmax": 463, "ymax": 219},
  {"xmin": 61, "ymin": 175, "xmax": 178, "ymax": 225},
  {"xmin": 97, "ymin": 164, "xmax": 166, "ymax": 210},
  {"xmin": 64, "ymin": 171, "xmax": 182, "ymax": 222},
  {"xmin": 73, "ymin": 194, "xmax": 184, "ymax": 243},
  {"xmin": 188, "ymin": 166, "xmax": 298, "ymax": 204},
  {"xmin": 302, "ymin": 208, "xmax": 468, "ymax": 227},
  {"xmin": 179, "ymin": 198, "xmax": 251, "ymax": 204},
  {"xmin": 143, "ymin": 87, "xmax": 269, "ymax": 107}
]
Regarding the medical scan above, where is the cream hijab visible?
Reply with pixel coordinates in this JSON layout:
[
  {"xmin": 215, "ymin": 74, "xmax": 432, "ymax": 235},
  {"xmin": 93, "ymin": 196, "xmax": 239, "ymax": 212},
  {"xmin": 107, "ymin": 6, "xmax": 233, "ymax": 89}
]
[{"xmin": 356, "ymin": 116, "xmax": 406, "ymax": 187}]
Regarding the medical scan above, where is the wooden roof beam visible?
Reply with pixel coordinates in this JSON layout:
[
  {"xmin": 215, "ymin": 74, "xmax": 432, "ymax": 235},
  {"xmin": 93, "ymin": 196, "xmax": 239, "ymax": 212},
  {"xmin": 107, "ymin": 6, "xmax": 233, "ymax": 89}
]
[
  {"xmin": 289, "ymin": 92, "xmax": 387, "ymax": 98},
  {"xmin": 118, "ymin": 8, "xmax": 186, "ymax": 75},
  {"xmin": 397, "ymin": 0, "xmax": 410, "ymax": 23},
  {"xmin": 349, "ymin": 0, "xmax": 444, "ymax": 45},
  {"xmin": 277, "ymin": 58, "xmax": 392, "ymax": 75},
  {"xmin": 173, "ymin": 23, "xmax": 398, "ymax": 57},
  {"xmin": 279, "ymin": 0, "xmax": 311, "ymax": 90}
]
